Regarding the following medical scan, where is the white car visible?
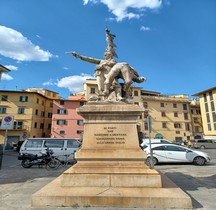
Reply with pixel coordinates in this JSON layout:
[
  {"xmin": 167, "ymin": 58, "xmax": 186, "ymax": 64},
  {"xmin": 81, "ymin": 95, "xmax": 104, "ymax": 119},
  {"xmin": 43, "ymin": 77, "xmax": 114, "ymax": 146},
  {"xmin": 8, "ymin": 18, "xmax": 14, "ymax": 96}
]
[{"xmin": 144, "ymin": 144, "xmax": 211, "ymax": 166}]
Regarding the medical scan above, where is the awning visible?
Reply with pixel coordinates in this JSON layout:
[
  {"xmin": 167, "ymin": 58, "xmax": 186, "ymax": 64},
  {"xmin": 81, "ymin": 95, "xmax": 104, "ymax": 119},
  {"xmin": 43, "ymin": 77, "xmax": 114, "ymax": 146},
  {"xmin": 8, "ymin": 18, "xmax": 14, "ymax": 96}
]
[{"xmin": 155, "ymin": 133, "xmax": 163, "ymax": 138}]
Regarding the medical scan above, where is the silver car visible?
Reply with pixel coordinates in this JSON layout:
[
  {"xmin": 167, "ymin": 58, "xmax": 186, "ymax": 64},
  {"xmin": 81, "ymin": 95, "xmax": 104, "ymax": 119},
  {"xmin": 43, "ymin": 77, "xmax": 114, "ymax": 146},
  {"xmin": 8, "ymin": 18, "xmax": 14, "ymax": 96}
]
[
  {"xmin": 193, "ymin": 139, "xmax": 216, "ymax": 149},
  {"xmin": 144, "ymin": 144, "xmax": 211, "ymax": 166}
]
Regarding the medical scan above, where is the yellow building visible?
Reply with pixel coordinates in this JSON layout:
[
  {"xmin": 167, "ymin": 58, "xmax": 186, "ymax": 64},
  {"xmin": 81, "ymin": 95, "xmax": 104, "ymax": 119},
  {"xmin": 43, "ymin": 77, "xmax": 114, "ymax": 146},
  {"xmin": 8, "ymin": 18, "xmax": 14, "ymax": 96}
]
[
  {"xmin": 83, "ymin": 79, "xmax": 195, "ymax": 143},
  {"xmin": 193, "ymin": 86, "xmax": 216, "ymax": 139},
  {"xmin": 0, "ymin": 89, "xmax": 59, "ymax": 149},
  {"xmin": 190, "ymin": 99, "xmax": 203, "ymax": 139},
  {"xmin": 140, "ymin": 93, "xmax": 192, "ymax": 143}
]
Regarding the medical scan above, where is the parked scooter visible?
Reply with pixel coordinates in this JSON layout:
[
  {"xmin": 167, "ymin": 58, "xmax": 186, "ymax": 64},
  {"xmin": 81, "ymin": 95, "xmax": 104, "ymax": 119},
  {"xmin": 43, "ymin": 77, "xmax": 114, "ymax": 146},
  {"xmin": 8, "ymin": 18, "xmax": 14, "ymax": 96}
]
[{"xmin": 18, "ymin": 148, "xmax": 56, "ymax": 168}]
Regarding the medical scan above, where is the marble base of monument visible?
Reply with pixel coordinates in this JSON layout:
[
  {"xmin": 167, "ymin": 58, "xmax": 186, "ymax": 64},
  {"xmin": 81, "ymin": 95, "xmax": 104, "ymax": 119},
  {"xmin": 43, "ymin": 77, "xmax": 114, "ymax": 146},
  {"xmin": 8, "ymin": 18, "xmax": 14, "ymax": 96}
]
[{"xmin": 32, "ymin": 103, "xmax": 192, "ymax": 209}]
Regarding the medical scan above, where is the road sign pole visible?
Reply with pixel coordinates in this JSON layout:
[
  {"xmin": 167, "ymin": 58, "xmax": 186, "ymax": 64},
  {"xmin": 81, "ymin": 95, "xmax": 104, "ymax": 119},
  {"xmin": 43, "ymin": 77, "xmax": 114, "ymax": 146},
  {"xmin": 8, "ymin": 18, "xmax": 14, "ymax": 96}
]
[{"xmin": 147, "ymin": 116, "xmax": 154, "ymax": 169}]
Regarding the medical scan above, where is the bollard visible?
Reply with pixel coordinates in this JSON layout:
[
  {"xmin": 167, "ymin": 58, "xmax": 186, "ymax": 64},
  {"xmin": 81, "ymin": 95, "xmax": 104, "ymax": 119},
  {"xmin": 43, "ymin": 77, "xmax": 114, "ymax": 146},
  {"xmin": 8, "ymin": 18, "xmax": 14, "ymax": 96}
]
[{"xmin": 0, "ymin": 144, "xmax": 3, "ymax": 170}]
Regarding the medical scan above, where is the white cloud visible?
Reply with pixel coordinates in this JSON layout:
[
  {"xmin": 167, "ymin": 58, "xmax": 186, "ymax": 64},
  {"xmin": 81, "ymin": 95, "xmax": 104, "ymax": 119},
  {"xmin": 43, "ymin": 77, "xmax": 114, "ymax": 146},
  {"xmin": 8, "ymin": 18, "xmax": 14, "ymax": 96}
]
[
  {"xmin": 56, "ymin": 73, "xmax": 94, "ymax": 93},
  {"xmin": 5, "ymin": 65, "xmax": 18, "ymax": 71},
  {"xmin": 0, "ymin": 25, "xmax": 53, "ymax": 61},
  {"xmin": 1, "ymin": 73, "xmax": 13, "ymax": 80},
  {"xmin": 43, "ymin": 74, "xmax": 94, "ymax": 93},
  {"xmin": 140, "ymin": 26, "xmax": 151, "ymax": 31},
  {"xmin": 83, "ymin": 0, "xmax": 162, "ymax": 21}
]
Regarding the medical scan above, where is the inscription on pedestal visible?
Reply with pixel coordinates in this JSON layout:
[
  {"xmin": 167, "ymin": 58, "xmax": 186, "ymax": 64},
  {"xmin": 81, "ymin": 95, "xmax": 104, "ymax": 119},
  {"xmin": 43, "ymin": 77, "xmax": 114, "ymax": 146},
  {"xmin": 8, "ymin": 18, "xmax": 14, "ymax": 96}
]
[{"xmin": 95, "ymin": 126, "xmax": 127, "ymax": 145}]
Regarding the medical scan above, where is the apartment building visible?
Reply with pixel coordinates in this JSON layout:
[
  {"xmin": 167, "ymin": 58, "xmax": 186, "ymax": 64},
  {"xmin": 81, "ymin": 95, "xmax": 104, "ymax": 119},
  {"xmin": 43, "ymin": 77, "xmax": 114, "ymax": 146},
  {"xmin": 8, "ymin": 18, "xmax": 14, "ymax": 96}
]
[
  {"xmin": 84, "ymin": 79, "xmax": 195, "ymax": 143},
  {"xmin": 140, "ymin": 93, "xmax": 192, "ymax": 143},
  {"xmin": 51, "ymin": 95, "xmax": 86, "ymax": 139},
  {"xmin": 193, "ymin": 86, "xmax": 216, "ymax": 139},
  {"xmin": 190, "ymin": 99, "xmax": 203, "ymax": 139},
  {"xmin": 0, "ymin": 89, "xmax": 58, "ymax": 149}
]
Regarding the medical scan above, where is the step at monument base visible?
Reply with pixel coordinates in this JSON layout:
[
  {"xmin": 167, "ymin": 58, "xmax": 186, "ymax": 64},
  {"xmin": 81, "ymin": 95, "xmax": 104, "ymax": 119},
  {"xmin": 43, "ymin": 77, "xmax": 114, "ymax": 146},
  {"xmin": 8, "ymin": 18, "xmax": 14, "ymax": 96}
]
[{"xmin": 32, "ymin": 172, "xmax": 192, "ymax": 209}]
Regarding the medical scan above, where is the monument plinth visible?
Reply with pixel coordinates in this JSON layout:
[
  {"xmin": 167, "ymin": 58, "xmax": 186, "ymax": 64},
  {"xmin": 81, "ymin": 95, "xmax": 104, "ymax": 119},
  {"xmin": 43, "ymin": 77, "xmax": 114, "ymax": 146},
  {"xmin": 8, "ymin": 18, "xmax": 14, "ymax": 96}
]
[{"xmin": 32, "ymin": 103, "xmax": 192, "ymax": 209}]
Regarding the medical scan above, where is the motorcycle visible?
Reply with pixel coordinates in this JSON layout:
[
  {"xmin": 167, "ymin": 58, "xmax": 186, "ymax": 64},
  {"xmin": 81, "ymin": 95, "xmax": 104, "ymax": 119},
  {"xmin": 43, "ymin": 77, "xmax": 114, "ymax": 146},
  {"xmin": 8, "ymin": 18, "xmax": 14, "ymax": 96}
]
[{"xmin": 18, "ymin": 148, "xmax": 58, "ymax": 168}]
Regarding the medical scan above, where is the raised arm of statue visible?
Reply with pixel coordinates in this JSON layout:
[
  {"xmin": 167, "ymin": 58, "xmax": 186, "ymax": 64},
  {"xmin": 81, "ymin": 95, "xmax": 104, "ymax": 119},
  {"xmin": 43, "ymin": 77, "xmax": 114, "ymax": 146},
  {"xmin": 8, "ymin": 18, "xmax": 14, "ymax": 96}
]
[{"xmin": 67, "ymin": 52, "xmax": 101, "ymax": 65}]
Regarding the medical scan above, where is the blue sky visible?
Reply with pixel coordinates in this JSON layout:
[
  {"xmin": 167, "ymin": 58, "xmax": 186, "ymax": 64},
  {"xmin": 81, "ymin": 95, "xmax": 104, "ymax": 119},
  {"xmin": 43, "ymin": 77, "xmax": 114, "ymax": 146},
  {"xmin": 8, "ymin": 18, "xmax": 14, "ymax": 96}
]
[{"xmin": 0, "ymin": 0, "xmax": 215, "ymax": 99}]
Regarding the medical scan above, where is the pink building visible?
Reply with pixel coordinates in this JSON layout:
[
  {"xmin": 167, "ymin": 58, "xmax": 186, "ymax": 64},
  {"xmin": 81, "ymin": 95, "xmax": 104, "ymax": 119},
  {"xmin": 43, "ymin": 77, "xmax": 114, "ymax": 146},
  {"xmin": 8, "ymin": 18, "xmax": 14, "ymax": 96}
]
[{"xmin": 51, "ymin": 96, "xmax": 86, "ymax": 139}]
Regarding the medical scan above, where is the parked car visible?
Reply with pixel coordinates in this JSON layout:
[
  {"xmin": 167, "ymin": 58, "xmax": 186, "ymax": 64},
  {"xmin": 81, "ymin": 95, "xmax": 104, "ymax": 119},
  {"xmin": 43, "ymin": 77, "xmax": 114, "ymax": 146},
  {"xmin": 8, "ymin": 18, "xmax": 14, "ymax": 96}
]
[
  {"xmin": 144, "ymin": 144, "xmax": 211, "ymax": 166},
  {"xmin": 140, "ymin": 138, "xmax": 172, "ymax": 149},
  {"xmin": 19, "ymin": 138, "xmax": 81, "ymax": 161},
  {"xmin": 192, "ymin": 139, "xmax": 216, "ymax": 149}
]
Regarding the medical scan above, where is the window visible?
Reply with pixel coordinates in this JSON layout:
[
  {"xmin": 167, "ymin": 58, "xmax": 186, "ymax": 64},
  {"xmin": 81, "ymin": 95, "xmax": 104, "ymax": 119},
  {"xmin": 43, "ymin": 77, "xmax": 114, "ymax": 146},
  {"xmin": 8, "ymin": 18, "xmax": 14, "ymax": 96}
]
[
  {"xmin": 160, "ymin": 103, "xmax": 164, "ymax": 107},
  {"xmin": 206, "ymin": 113, "xmax": 210, "ymax": 123},
  {"xmin": 35, "ymin": 109, "xmax": 38, "ymax": 115},
  {"xmin": 41, "ymin": 111, "xmax": 45, "ymax": 117},
  {"xmin": 144, "ymin": 122, "xmax": 148, "ymax": 130},
  {"xmin": 144, "ymin": 111, "xmax": 148, "ymax": 118},
  {"xmin": 185, "ymin": 123, "xmax": 190, "ymax": 131},
  {"xmin": 25, "ymin": 140, "xmax": 43, "ymax": 148},
  {"xmin": 34, "ymin": 122, "xmax": 37, "ymax": 128},
  {"xmin": 213, "ymin": 112, "xmax": 216, "ymax": 122},
  {"xmin": 183, "ymin": 104, "xmax": 187, "ymax": 110},
  {"xmin": 60, "ymin": 101, "xmax": 64, "ymax": 105},
  {"xmin": 193, "ymin": 117, "xmax": 198, "ymax": 123},
  {"xmin": 0, "ymin": 107, "xmax": 6, "ymax": 114},
  {"xmin": 184, "ymin": 113, "xmax": 189, "ymax": 120},
  {"xmin": 67, "ymin": 140, "xmax": 80, "ymax": 148},
  {"xmin": 50, "ymin": 102, "xmax": 53, "ymax": 108},
  {"xmin": 161, "ymin": 111, "xmax": 166, "ymax": 117},
  {"xmin": 14, "ymin": 121, "xmax": 23, "ymax": 129},
  {"xmin": 134, "ymin": 91, "xmax": 139, "ymax": 96},
  {"xmin": 42, "ymin": 100, "xmax": 44, "ymax": 106},
  {"xmin": 40, "ymin": 123, "xmax": 44, "ymax": 129},
  {"xmin": 208, "ymin": 124, "xmax": 211, "ymax": 131},
  {"xmin": 205, "ymin": 103, "xmax": 209, "ymax": 112},
  {"xmin": 1, "ymin": 95, "xmax": 8, "ymax": 101},
  {"xmin": 204, "ymin": 93, "xmax": 207, "ymax": 102},
  {"xmin": 80, "ymin": 102, "xmax": 85, "ymax": 106},
  {"xmin": 20, "ymin": 96, "xmax": 28, "ymax": 102},
  {"xmin": 77, "ymin": 130, "xmax": 83, "ymax": 134},
  {"xmin": 209, "ymin": 91, "xmax": 213, "ymax": 100},
  {"xmin": 162, "ymin": 122, "xmax": 167, "ymax": 128},
  {"xmin": 90, "ymin": 88, "xmax": 96, "ymax": 94},
  {"xmin": 134, "ymin": 102, "xmax": 139, "ymax": 105},
  {"xmin": 57, "ymin": 109, "xmax": 67, "ymax": 114},
  {"xmin": 56, "ymin": 120, "xmax": 67, "ymax": 125},
  {"xmin": 36, "ymin": 98, "xmax": 39, "ymax": 104},
  {"xmin": 143, "ymin": 102, "xmax": 148, "ymax": 109},
  {"xmin": 59, "ymin": 130, "xmax": 65, "ymax": 135},
  {"xmin": 18, "ymin": 107, "xmax": 25, "ymax": 114},
  {"xmin": 165, "ymin": 145, "xmax": 187, "ymax": 152},
  {"xmin": 48, "ymin": 124, "xmax": 51, "ymax": 129},
  {"xmin": 211, "ymin": 101, "xmax": 215, "ymax": 111},
  {"xmin": 174, "ymin": 123, "xmax": 181, "ymax": 129},
  {"xmin": 44, "ymin": 140, "xmax": 64, "ymax": 148},
  {"xmin": 174, "ymin": 112, "xmax": 178, "ymax": 117},
  {"xmin": 173, "ymin": 103, "xmax": 177, "ymax": 108},
  {"xmin": 48, "ymin": 113, "xmax": 52, "ymax": 118},
  {"xmin": 77, "ymin": 120, "xmax": 84, "ymax": 126},
  {"xmin": 194, "ymin": 126, "xmax": 200, "ymax": 132}
]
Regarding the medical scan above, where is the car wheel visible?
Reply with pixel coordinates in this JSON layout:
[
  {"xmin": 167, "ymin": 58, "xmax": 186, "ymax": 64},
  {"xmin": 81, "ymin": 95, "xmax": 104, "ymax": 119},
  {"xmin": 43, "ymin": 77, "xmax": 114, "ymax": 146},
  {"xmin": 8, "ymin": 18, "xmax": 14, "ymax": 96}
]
[
  {"xmin": 194, "ymin": 156, "xmax": 206, "ymax": 166},
  {"xmin": 146, "ymin": 157, "xmax": 158, "ymax": 166},
  {"xmin": 200, "ymin": 145, "xmax": 206, "ymax": 149}
]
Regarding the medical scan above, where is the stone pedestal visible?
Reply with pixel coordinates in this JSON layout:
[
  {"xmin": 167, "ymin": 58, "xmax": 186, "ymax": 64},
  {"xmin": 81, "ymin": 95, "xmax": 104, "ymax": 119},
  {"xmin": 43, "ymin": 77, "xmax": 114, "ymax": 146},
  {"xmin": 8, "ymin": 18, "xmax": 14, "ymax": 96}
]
[{"xmin": 32, "ymin": 103, "xmax": 192, "ymax": 209}]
